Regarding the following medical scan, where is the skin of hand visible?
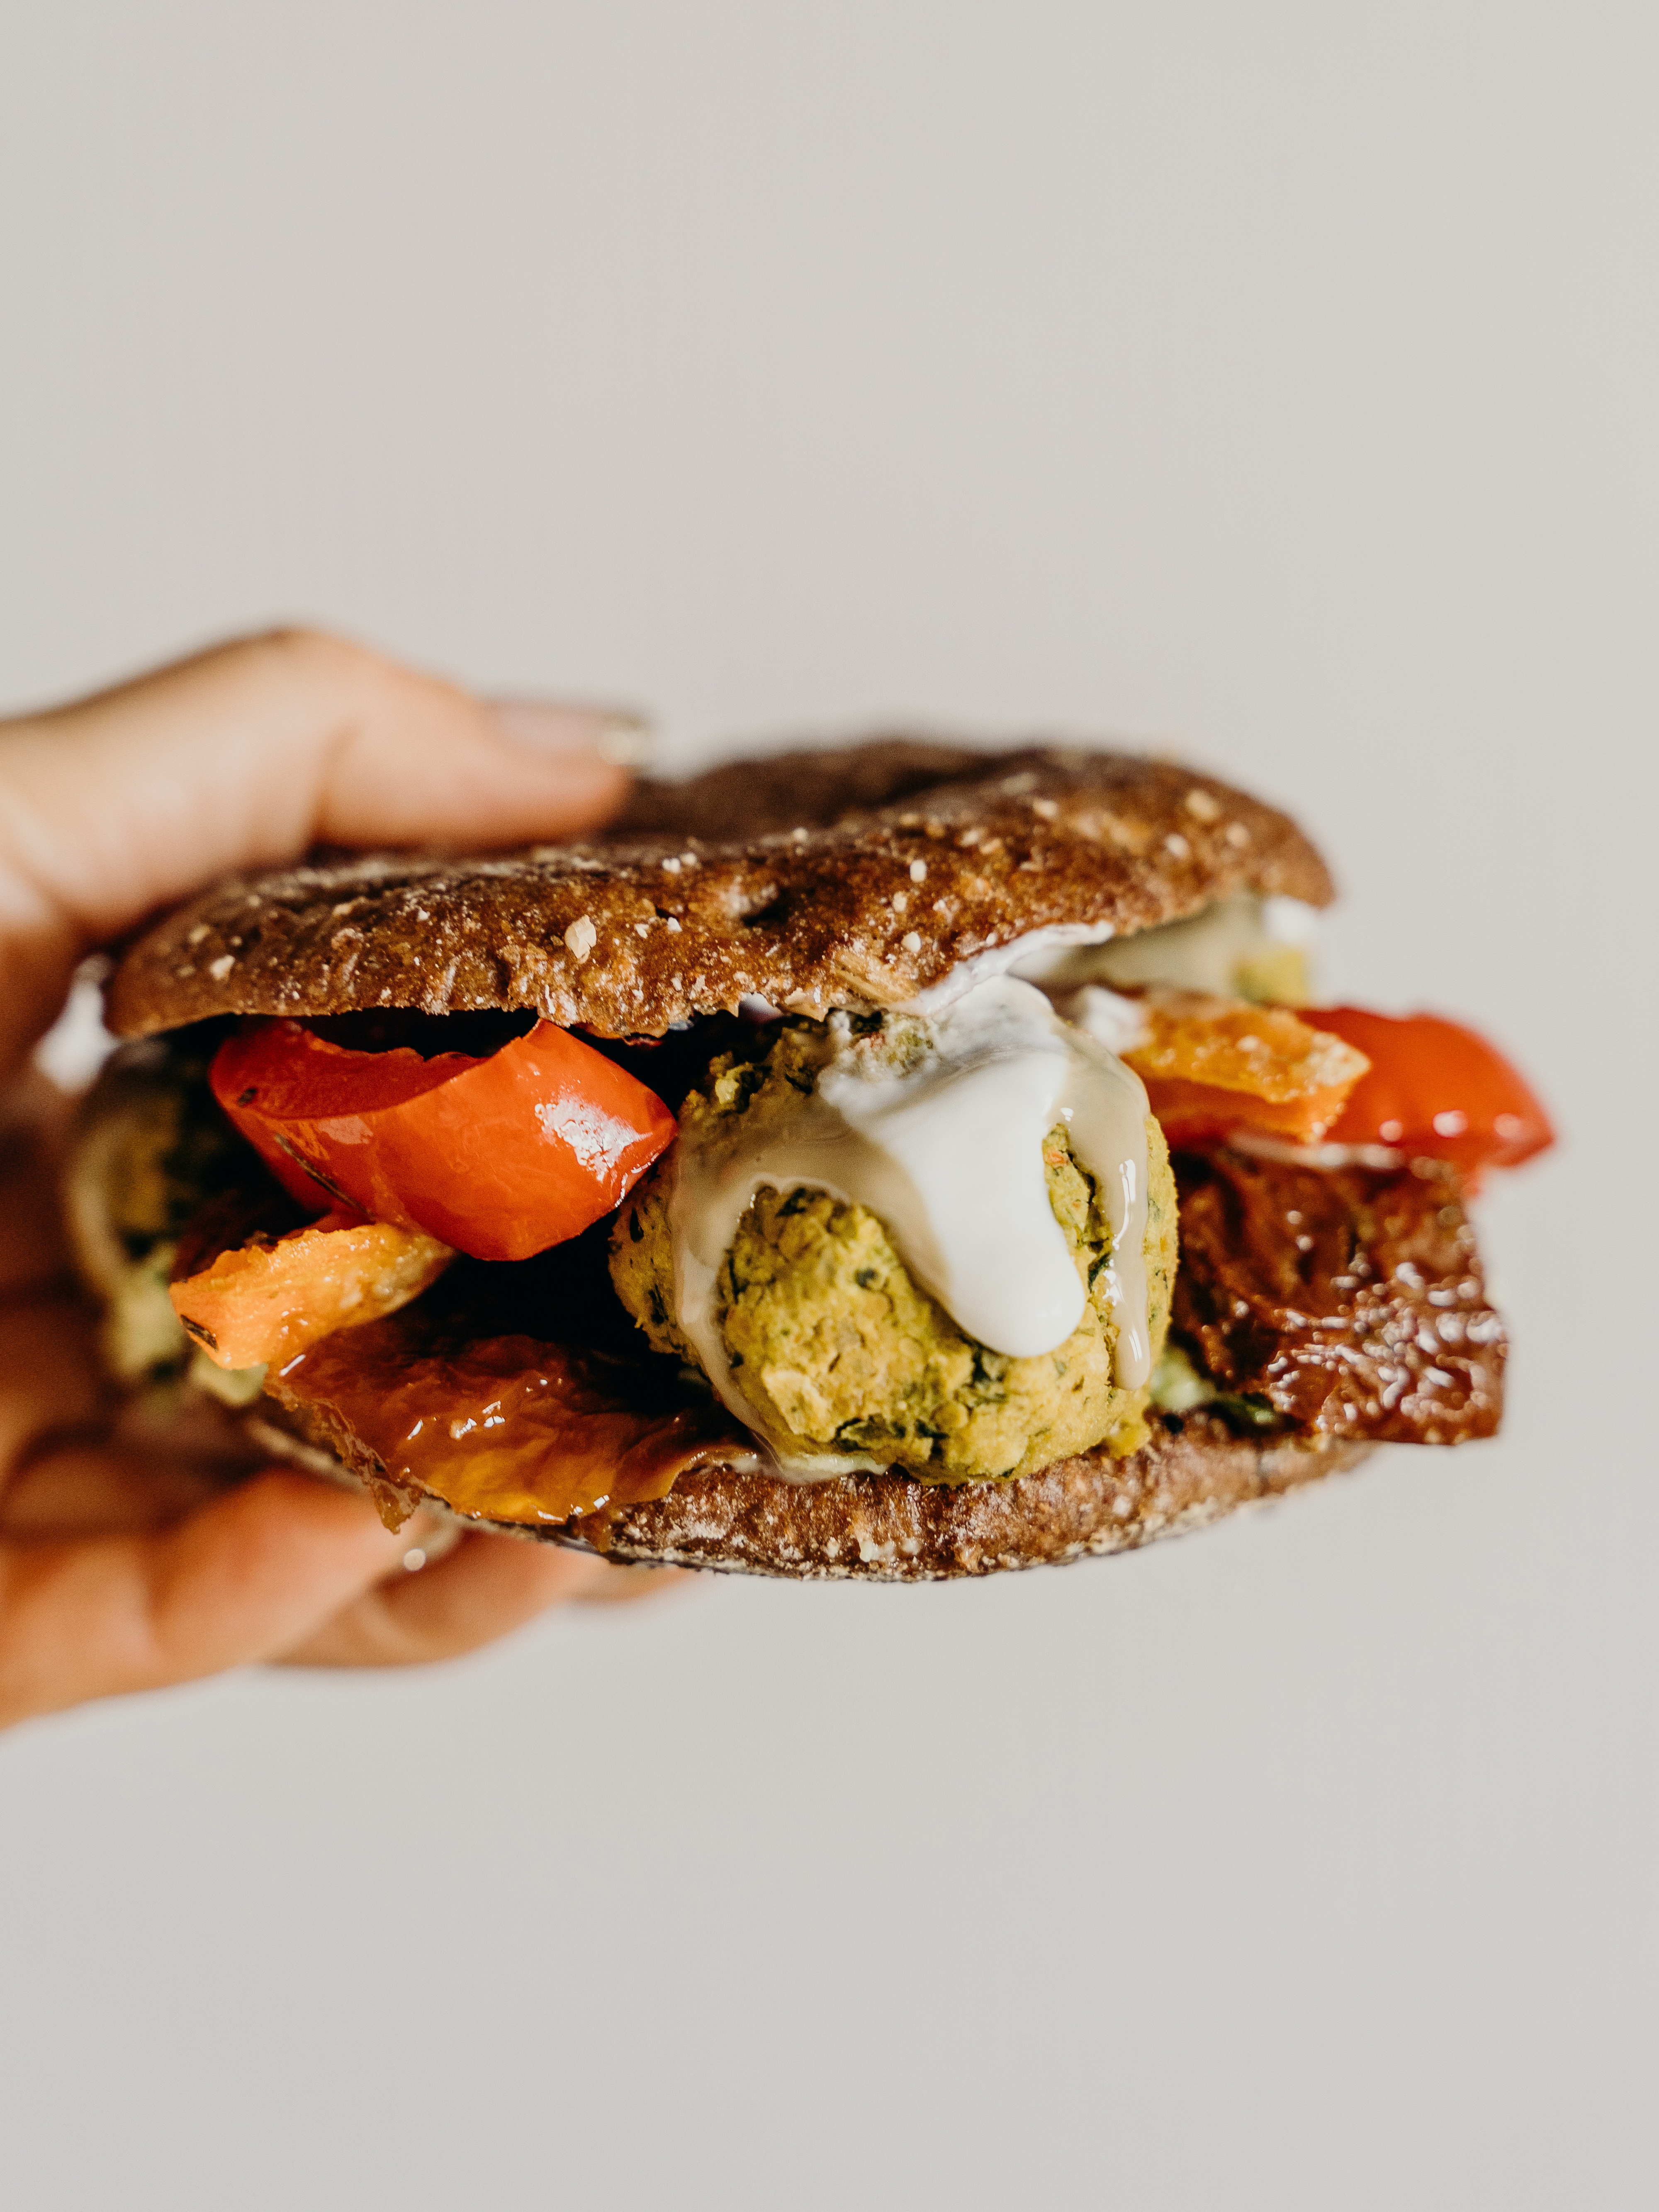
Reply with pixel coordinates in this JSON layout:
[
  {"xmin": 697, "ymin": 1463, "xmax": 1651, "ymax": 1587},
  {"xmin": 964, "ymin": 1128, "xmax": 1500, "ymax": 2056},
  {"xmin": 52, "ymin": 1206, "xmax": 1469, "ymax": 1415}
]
[{"xmin": 0, "ymin": 630, "xmax": 676, "ymax": 1734}]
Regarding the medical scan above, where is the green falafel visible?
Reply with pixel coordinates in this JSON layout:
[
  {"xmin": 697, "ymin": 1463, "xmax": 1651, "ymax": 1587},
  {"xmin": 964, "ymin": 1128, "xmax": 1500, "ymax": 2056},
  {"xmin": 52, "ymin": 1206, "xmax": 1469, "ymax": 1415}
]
[{"xmin": 610, "ymin": 1023, "xmax": 1177, "ymax": 1482}]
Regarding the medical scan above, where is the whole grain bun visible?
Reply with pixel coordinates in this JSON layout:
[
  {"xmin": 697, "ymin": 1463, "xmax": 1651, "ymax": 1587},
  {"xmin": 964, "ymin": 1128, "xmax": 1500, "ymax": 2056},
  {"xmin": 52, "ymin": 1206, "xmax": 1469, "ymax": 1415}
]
[
  {"xmin": 106, "ymin": 740, "xmax": 1333, "ymax": 1039},
  {"xmin": 246, "ymin": 1401, "xmax": 1370, "ymax": 1582}
]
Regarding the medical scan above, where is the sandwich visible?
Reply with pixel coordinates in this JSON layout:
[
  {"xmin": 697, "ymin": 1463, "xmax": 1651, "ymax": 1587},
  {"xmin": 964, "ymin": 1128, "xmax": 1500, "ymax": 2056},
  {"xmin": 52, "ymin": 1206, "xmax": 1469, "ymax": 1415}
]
[{"xmin": 66, "ymin": 739, "xmax": 1552, "ymax": 1579}]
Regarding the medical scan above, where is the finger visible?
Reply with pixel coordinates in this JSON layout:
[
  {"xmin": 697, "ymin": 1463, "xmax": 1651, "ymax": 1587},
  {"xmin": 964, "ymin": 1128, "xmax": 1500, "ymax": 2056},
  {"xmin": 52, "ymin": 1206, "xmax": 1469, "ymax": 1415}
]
[
  {"xmin": 0, "ymin": 1468, "xmax": 407, "ymax": 1730},
  {"xmin": 0, "ymin": 630, "xmax": 636, "ymax": 1074},
  {"xmin": 572, "ymin": 1561, "xmax": 692, "ymax": 1606},
  {"xmin": 0, "ymin": 1437, "xmax": 237, "ymax": 1537},
  {"xmin": 0, "ymin": 1075, "xmax": 74, "ymax": 1296},
  {"xmin": 273, "ymin": 1527, "xmax": 615, "ymax": 1668},
  {"xmin": 0, "ymin": 1294, "xmax": 104, "ymax": 1482}
]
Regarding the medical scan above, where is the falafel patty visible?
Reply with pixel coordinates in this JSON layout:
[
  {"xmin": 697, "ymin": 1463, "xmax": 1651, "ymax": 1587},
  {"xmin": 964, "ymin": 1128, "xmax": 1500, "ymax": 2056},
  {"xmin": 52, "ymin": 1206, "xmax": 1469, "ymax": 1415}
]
[{"xmin": 610, "ymin": 1023, "xmax": 1177, "ymax": 1483}]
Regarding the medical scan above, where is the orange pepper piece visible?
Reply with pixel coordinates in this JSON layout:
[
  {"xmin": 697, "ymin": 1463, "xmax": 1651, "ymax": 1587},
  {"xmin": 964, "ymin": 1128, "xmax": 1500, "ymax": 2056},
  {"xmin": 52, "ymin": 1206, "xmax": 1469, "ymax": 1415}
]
[
  {"xmin": 1122, "ymin": 991, "xmax": 1371, "ymax": 1146},
  {"xmin": 171, "ymin": 1212, "xmax": 454, "ymax": 1371}
]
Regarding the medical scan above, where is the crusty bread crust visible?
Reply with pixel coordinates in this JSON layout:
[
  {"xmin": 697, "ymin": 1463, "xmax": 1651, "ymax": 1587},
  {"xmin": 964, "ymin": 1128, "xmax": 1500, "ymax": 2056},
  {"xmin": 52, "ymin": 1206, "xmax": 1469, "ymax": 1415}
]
[
  {"xmin": 568, "ymin": 1422, "xmax": 1371, "ymax": 1579},
  {"xmin": 246, "ymin": 1398, "xmax": 1370, "ymax": 1582},
  {"xmin": 106, "ymin": 740, "xmax": 1333, "ymax": 1040}
]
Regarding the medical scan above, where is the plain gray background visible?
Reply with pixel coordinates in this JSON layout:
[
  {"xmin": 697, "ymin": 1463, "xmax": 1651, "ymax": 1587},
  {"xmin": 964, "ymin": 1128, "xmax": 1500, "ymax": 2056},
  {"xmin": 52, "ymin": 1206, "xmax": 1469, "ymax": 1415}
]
[{"xmin": 1, "ymin": 5, "xmax": 1654, "ymax": 2207}]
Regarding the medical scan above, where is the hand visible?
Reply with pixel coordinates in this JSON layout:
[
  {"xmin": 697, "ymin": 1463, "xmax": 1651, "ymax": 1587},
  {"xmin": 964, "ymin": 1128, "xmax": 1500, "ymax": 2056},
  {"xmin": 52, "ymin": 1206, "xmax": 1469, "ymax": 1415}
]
[{"xmin": 0, "ymin": 630, "xmax": 671, "ymax": 1733}]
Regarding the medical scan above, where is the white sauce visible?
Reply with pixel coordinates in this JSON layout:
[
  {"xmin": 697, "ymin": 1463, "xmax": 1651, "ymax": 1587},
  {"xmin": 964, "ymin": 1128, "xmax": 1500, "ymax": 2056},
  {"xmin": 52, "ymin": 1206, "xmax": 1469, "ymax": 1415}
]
[
  {"xmin": 901, "ymin": 923, "xmax": 1115, "ymax": 1016},
  {"xmin": 1056, "ymin": 983, "xmax": 1151, "ymax": 1058},
  {"xmin": 666, "ymin": 977, "xmax": 1152, "ymax": 1477},
  {"xmin": 1263, "ymin": 895, "xmax": 1321, "ymax": 948},
  {"xmin": 1013, "ymin": 894, "xmax": 1320, "ymax": 998}
]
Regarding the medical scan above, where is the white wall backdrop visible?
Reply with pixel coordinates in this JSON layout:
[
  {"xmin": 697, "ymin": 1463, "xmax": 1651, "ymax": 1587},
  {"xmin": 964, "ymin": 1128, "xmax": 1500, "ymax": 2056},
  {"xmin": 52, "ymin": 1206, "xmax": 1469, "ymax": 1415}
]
[{"xmin": 1, "ymin": 5, "xmax": 1653, "ymax": 2207}]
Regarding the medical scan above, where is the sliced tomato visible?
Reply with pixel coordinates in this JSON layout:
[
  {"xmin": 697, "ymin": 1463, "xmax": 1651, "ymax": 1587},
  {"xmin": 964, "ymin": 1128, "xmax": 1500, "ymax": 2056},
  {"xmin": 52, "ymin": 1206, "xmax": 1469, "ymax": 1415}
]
[
  {"xmin": 1303, "ymin": 1007, "xmax": 1554, "ymax": 1179},
  {"xmin": 210, "ymin": 1019, "xmax": 676, "ymax": 1262}
]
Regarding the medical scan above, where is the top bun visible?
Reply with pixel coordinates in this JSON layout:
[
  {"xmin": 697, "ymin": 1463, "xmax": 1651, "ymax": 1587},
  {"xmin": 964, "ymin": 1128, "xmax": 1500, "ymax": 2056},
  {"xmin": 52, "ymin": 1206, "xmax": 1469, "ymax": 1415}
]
[{"xmin": 105, "ymin": 739, "xmax": 1333, "ymax": 1040}]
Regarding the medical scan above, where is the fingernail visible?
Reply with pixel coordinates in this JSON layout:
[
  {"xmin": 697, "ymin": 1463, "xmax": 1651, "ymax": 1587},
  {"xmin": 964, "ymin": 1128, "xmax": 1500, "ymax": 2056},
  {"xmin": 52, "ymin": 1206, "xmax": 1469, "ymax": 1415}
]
[{"xmin": 487, "ymin": 697, "xmax": 654, "ymax": 769}]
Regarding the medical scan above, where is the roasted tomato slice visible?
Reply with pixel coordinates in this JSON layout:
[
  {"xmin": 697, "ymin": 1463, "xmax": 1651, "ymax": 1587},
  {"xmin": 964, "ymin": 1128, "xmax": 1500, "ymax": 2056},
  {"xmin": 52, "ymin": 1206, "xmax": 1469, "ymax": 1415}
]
[
  {"xmin": 210, "ymin": 1019, "xmax": 676, "ymax": 1262},
  {"xmin": 1303, "ymin": 1007, "xmax": 1554, "ymax": 1179}
]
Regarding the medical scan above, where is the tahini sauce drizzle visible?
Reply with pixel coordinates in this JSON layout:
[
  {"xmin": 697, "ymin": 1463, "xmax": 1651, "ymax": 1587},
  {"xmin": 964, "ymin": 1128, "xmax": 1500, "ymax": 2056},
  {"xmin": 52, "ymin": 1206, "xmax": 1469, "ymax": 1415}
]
[{"xmin": 666, "ymin": 977, "xmax": 1152, "ymax": 1478}]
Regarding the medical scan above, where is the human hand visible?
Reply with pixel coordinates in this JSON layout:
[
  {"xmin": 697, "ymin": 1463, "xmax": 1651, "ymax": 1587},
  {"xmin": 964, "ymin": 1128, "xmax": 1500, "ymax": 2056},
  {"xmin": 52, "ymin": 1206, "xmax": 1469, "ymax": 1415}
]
[{"xmin": 0, "ymin": 630, "xmax": 670, "ymax": 1733}]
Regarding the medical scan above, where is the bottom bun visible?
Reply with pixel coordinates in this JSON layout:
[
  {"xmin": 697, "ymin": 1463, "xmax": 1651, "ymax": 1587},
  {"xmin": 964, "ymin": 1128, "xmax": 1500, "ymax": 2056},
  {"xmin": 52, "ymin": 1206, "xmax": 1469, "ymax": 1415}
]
[{"xmin": 246, "ymin": 1409, "xmax": 1371, "ymax": 1582}]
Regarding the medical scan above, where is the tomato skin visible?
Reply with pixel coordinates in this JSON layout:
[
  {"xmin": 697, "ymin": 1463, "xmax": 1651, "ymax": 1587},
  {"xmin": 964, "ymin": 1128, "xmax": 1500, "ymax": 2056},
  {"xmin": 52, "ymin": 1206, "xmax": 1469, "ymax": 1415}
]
[
  {"xmin": 210, "ymin": 1020, "xmax": 676, "ymax": 1262},
  {"xmin": 1302, "ymin": 1007, "xmax": 1553, "ymax": 1179}
]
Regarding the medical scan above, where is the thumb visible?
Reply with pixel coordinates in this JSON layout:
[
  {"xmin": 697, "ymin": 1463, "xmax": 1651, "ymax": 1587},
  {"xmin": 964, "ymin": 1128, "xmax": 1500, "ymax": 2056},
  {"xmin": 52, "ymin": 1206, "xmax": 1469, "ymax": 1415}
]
[{"xmin": 0, "ymin": 629, "xmax": 637, "ymax": 1077}]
